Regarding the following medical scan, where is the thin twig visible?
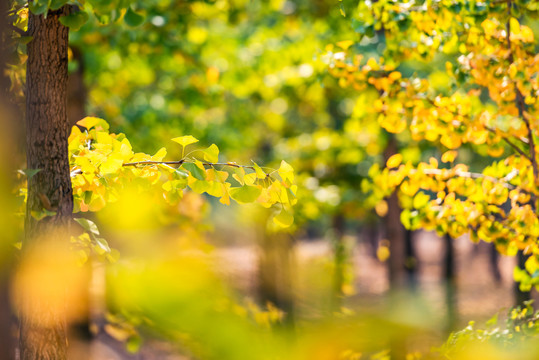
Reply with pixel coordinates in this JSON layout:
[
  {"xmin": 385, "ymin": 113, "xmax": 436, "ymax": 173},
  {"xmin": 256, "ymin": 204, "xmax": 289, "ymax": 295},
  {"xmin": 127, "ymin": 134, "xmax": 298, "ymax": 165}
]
[
  {"xmin": 9, "ymin": 24, "xmax": 26, "ymax": 36},
  {"xmin": 122, "ymin": 160, "xmax": 185, "ymax": 166},
  {"xmin": 484, "ymin": 126, "xmax": 532, "ymax": 161},
  {"xmin": 122, "ymin": 159, "xmax": 266, "ymax": 174}
]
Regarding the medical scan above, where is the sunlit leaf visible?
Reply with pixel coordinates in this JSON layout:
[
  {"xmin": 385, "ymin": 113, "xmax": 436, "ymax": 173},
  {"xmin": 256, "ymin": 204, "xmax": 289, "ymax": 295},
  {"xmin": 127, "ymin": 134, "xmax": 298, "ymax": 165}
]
[
  {"xmin": 172, "ymin": 135, "xmax": 199, "ymax": 147},
  {"xmin": 230, "ymin": 186, "xmax": 262, "ymax": 204}
]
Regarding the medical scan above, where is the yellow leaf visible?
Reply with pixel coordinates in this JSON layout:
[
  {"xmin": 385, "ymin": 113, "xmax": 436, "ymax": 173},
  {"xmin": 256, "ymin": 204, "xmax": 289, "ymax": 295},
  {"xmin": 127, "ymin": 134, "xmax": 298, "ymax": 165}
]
[
  {"xmin": 273, "ymin": 209, "xmax": 294, "ymax": 227},
  {"xmin": 367, "ymin": 57, "xmax": 379, "ymax": 70},
  {"xmin": 441, "ymin": 150, "xmax": 457, "ymax": 163},
  {"xmin": 76, "ymin": 116, "xmax": 102, "ymax": 130},
  {"xmin": 375, "ymin": 200, "xmax": 388, "ymax": 217},
  {"xmin": 244, "ymin": 173, "xmax": 257, "ymax": 186},
  {"xmin": 100, "ymin": 156, "xmax": 124, "ymax": 174},
  {"xmin": 252, "ymin": 161, "xmax": 266, "ymax": 179},
  {"xmin": 152, "ymin": 147, "xmax": 167, "ymax": 161},
  {"xmin": 171, "ymin": 135, "xmax": 199, "ymax": 147},
  {"xmin": 386, "ymin": 154, "xmax": 402, "ymax": 168},
  {"xmin": 508, "ymin": 63, "xmax": 518, "ymax": 79},
  {"xmin": 278, "ymin": 160, "xmax": 294, "ymax": 184},
  {"xmin": 377, "ymin": 243, "xmax": 390, "ymax": 262},
  {"xmin": 336, "ymin": 40, "xmax": 354, "ymax": 50},
  {"xmin": 509, "ymin": 17, "xmax": 520, "ymax": 36}
]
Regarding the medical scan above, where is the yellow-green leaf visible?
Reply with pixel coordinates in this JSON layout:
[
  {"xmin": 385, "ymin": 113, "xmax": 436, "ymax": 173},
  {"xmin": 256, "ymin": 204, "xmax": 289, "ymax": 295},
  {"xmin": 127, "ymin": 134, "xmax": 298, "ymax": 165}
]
[
  {"xmin": 386, "ymin": 154, "xmax": 402, "ymax": 168},
  {"xmin": 77, "ymin": 116, "xmax": 102, "ymax": 130},
  {"xmin": 252, "ymin": 161, "xmax": 266, "ymax": 179},
  {"xmin": 273, "ymin": 209, "xmax": 294, "ymax": 227},
  {"xmin": 230, "ymin": 186, "xmax": 262, "ymax": 204},
  {"xmin": 278, "ymin": 160, "xmax": 294, "ymax": 184},
  {"xmin": 172, "ymin": 135, "xmax": 199, "ymax": 147},
  {"xmin": 183, "ymin": 162, "xmax": 206, "ymax": 180},
  {"xmin": 152, "ymin": 147, "xmax": 167, "ymax": 161},
  {"xmin": 203, "ymin": 144, "xmax": 219, "ymax": 163}
]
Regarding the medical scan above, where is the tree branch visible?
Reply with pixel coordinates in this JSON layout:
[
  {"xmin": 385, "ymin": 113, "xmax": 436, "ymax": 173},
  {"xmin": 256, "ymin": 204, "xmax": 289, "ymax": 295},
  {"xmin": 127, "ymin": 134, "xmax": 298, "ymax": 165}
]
[
  {"xmin": 122, "ymin": 159, "xmax": 266, "ymax": 174},
  {"xmin": 9, "ymin": 24, "xmax": 26, "ymax": 37},
  {"xmin": 484, "ymin": 126, "xmax": 532, "ymax": 161}
]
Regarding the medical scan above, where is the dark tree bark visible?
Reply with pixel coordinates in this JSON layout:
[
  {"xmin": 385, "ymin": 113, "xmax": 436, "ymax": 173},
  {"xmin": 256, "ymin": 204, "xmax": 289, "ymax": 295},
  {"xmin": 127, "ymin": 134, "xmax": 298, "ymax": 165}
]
[
  {"xmin": 20, "ymin": 6, "xmax": 74, "ymax": 360},
  {"xmin": 488, "ymin": 243, "xmax": 502, "ymax": 284}
]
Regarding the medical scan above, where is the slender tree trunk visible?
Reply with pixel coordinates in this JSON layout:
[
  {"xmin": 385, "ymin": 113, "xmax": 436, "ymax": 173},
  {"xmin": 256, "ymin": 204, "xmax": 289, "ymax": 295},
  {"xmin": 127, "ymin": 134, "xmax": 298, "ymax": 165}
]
[
  {"xmin": 20, "ymin": 6, "xmax": 73, "ymax": 360},
  {"xmin": 515, "ymin": 250, "xmax": 531, "ymax": 306},
  {"xmin": 443, "ymin": 234, "xmax": 457, "ymax": 330},
  {"xmin": 404, "ymin": 229, "xmax": 417, "ymax": 290},
  {"xmin": 488, "ymin": 243, "xmax": 502, "ymax": 284},
  {"xmin": 383, "ymin": 137, "xmax": 407, "ymax": 289},
  {"xmin": 331, "ymin": 213, "xmax": 346, "ymax": 311},
  {"xmin": 258, "ymin": 230, "xmax": 295, "ymax": 329}
]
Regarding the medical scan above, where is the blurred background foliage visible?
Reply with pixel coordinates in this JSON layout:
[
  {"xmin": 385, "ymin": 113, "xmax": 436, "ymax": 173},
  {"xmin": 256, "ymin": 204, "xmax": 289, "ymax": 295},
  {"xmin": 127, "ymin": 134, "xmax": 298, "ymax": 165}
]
[{"xmin": 6, "ymin": 0, "xmax": 539, "ymax": 358}]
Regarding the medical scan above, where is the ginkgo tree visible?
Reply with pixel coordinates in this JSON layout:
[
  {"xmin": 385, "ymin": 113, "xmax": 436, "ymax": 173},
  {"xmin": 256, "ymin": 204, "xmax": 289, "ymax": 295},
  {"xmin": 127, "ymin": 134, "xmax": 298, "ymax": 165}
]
[{"xmin": 329, "ymin": 0, "xmax": 539, "ymax": 295}]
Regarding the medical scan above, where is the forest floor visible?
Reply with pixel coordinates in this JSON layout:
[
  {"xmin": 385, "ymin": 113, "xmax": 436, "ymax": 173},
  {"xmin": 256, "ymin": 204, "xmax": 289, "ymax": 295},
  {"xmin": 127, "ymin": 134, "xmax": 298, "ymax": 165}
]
[{"xmin": 80, "ymin": 230, "xmax": 534, "ymax": 359}]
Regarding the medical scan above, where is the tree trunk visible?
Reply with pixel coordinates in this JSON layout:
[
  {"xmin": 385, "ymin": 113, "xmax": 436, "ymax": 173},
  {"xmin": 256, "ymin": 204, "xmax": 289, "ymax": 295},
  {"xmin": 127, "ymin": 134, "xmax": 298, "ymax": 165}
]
[
  {"xmin": 515, "ymin": 250, "xmax": 531, "ymax": 306},
  {"xmin": 20, "ymin": 6, "xmax": 73, "ymax": 360},
  {"xmin": 258, "ymin": 231, "xmax": 295, "ymax": 329},
  {"xmin": 443, "ymin": 234, "xmax": 457, "ymax": 330},
  {"xmin": 383, "ymin": 137, "xmax": 407, "ymax": 289},
  {"xmin": 331, "ymin": 213, "xmax": 346, "ymax": 310}
]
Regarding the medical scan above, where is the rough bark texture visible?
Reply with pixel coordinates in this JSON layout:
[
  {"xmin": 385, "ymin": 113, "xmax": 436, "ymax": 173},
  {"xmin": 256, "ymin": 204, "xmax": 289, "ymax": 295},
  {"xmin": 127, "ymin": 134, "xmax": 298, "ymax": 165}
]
[{"xmin": 21, "ymin": 6, "xmax": 73, "ymax": 360}]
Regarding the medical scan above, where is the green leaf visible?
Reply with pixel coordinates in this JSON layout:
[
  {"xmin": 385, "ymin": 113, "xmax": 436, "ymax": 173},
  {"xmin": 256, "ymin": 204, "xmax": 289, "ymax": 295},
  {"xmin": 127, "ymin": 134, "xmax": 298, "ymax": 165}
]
[
  {"xmin": 94, "ymin": 237, "xmax": 111, "ymax": 255},
  {"xmin": 171, "ymin": 135, "xmax": 199, "ymax": 147},
  {"xmin": 28, "ymin": 0, "xmax": 49, "ymax": 15},
  {"xmin": 273, "ymin": 209, "xmax": 294, "ymax": 227},
  {"xmin": 124, "ymin": 7, "xmax": 145, "ymax": 27},
  {"xmin": 75, "ymin": 218, "xmax": 100, "ymax": 236},
  {"xmin": 59, "ymin": 11, "xmax": 89, "ymax": 31},
  {"xmin": 50, "ymin": 0, "xmax": 68, "ymax": 10},
  {"xmin": 183, "ymin": 162, "xmax": 206, "ymax": 180},
  {"xmin": 203, "ymin": 144, "xmax": 219, "ymax": 163},
  {"xmin": 18, "ymin": 168, "xmax": 41, "ymax": 179},
  {"xmin": 230, "ymin": 186, "xmax": 262, "ymax": 203},
  {"xmin": 31, "ymin": 209, "xmax": 56, "ymax": 221}
]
